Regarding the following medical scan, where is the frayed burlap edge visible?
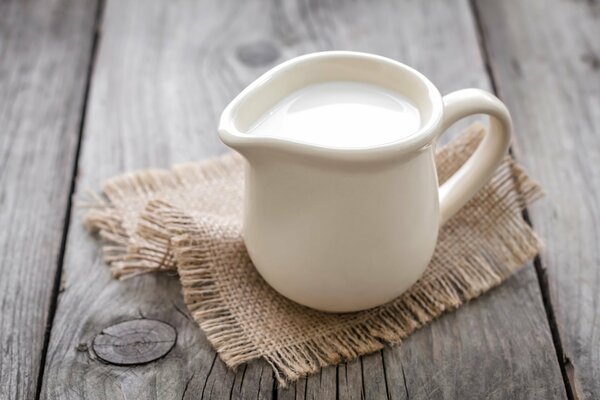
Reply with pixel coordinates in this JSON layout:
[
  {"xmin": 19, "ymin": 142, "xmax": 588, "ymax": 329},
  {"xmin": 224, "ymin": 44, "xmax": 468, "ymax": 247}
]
[
  {"xmin": 84, "ymin": 154, "xmax": 242, "ymax": 278},
  {"xmin": 129, "ymin": 157, "xmax": 543, "ymax": 386},
  {"xmin": 83, "ymin": 194, "xmax": 131, "ymax": 270}
]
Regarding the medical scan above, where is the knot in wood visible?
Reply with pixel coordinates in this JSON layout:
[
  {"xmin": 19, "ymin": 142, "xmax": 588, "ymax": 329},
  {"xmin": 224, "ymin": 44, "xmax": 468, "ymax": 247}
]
[
  {"xmin": 92, "ymin": 319, "xmax": 176, "ymax": 365},
  {"xmin": 236, "ymin": 40, "xmax": 280, "ymax": 67}
]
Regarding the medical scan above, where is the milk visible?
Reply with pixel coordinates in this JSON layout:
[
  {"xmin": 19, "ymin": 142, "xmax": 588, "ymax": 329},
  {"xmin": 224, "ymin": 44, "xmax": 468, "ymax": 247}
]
[{"xmin": 247, "ymin": 81, "xmax": 421, "ymax": 148}]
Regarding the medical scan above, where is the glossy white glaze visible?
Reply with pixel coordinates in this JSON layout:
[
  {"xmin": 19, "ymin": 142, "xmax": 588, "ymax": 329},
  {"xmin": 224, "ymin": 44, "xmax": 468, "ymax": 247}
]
[{"xmin": 219, "ymin": 51, "xmax": 511, "ymax": 312}]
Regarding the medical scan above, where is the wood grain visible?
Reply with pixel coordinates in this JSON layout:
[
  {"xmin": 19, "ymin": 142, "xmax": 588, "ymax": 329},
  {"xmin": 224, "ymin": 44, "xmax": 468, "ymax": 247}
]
[
  {"xmin": 39, "ymin": 0, "xmax": 566, "ymax": 398},
  {"xmin": 0, "ymin": 0, "xmax": 98, "ymax": 398},
  {"xmin": 475, "ymin": 0, "xmax": 600, "ymax": 398},
  {"xmin": 39, "ymin": 1, "xmax": 271, "ymax": 398},
  {"xmin": 397, "ymin": 268, "xmax": 567, "ymax": 399},
  {"xmin": 92, "ymin": 319, "xmax": 177, "ymax": 365}
]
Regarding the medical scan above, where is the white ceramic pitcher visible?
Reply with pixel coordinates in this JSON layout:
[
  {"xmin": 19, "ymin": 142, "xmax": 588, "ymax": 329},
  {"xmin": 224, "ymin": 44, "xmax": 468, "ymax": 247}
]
[{"xmin": 219, "ymin": 51, "xmax": 511, "ymax": 312}]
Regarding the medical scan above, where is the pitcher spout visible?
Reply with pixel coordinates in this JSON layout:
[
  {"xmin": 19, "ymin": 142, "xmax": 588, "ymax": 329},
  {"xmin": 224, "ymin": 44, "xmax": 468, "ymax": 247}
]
[{"xmin": 218, "ymin": 51, "xmax": 443, "ymax": 164}]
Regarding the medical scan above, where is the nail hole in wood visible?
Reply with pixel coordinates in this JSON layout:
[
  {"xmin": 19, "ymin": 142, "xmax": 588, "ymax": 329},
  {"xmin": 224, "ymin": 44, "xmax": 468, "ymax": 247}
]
[{"xmin": 236, "ymin": 40, "xmax": 280, "ymax": 67}]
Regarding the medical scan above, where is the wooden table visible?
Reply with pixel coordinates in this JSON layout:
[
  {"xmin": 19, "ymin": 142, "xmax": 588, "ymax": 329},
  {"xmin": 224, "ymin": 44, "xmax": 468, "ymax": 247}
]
[{"xmin": 1, "ymin": 0, "xmax": 598, "ymax": 398}]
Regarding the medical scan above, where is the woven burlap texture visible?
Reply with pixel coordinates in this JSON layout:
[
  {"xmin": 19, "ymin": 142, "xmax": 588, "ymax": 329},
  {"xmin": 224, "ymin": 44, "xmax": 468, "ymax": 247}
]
[{"xmin": 85, "ymin": 124, "xmax": 543, "ymax": 385}]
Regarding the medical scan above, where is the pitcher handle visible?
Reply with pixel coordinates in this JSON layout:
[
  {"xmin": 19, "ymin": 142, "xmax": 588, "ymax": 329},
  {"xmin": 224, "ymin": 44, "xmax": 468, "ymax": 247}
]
[{"xmin": 437, "ymin": 89, "xmax": 512, "ymax": 225}]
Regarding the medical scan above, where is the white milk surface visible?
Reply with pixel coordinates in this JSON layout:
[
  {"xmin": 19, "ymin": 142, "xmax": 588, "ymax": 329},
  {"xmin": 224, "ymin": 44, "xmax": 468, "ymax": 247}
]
[{"xmin": 247, "ymin": 81, "xmax": 421, "ymax": 148}]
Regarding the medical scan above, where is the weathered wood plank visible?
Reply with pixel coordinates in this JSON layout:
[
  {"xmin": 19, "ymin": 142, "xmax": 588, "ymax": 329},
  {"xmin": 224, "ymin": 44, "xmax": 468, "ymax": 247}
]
[
  {"xmin": 0, "ymin": 0, "xmax": 99, "ymax": 398},
  {"xmin": 41, "ymin": 0, "xmax": 566, "ymax": 398},
  {"xmin": 398, "ymin": 268, "xmax": 567, "ymax": 399},
  {"xmin": 39, "ymin": 0, "xmax": 276, "ymax": 398},
  {"xmin": 475, "ymin": 0, "xmax": 600, "ymax": 398}
]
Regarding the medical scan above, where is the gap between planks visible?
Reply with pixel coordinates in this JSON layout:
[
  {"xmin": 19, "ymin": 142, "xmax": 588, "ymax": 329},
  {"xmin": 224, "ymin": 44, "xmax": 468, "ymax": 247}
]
[
  {"xmin": 469, "ymin": 0, "xmax": 575, "ymax": 398},
  {"xmin": 33, "ymin": 1, "xmax": 107, "ymax": 399}
]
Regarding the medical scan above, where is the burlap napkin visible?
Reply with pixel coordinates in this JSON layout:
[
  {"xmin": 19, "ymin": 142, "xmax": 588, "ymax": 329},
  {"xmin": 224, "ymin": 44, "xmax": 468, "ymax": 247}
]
[{"xmin": 85, "ymin": 124, "xmax": 543, "ymax": 385}]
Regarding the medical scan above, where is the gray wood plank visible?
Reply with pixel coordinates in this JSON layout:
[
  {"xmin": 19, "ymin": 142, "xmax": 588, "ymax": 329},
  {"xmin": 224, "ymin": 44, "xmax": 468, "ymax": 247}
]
[
  {"xmin": 336, "ymin": 360, "xmax": 364, "ymax": 400},
  {"xmin": 475, "ymin": 0, "xmax": 600, "ymax": 398},
  {"xmin": 0, "ymin": 0, "xmax": 99, "ymax": 398},
  {"xmin": 39, "ymin": 1, "xmax": 274, "ymax": 398},
  {"xmin": 397, "ymin": 268, "xmax": 567, "ymax": 399},
  {"xmin": 41, "ymin": 0, "xmax": 566, "ymax": 399}
]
